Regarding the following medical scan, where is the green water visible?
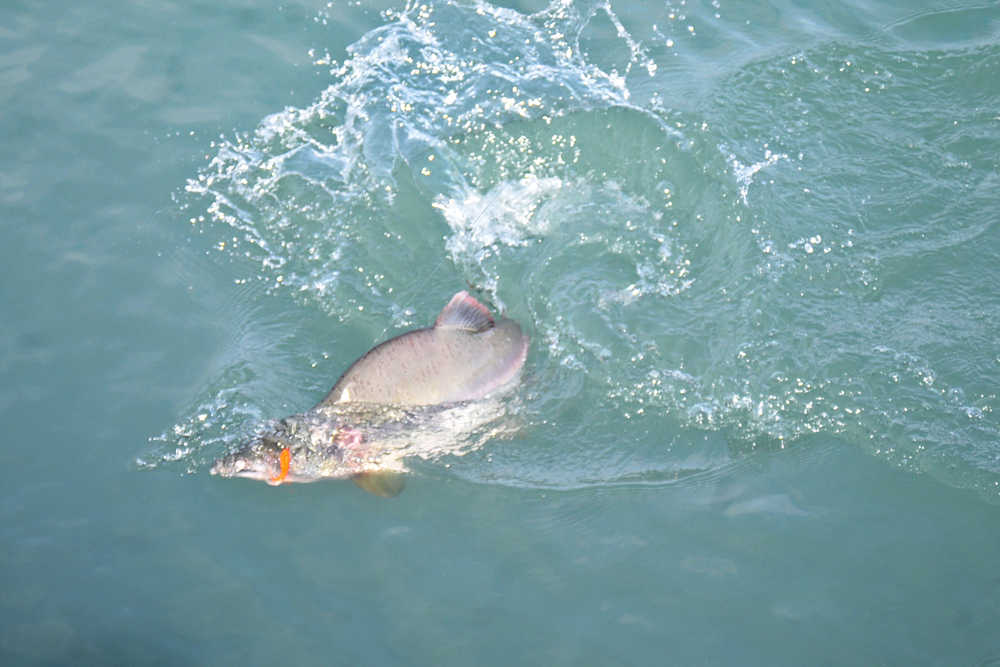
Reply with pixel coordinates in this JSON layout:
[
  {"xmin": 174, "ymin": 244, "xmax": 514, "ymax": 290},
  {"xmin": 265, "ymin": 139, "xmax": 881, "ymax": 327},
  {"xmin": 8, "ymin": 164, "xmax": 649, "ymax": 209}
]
[{"xmin": 3, "ymin": 0, "xmax": 999, "ymax": 664}]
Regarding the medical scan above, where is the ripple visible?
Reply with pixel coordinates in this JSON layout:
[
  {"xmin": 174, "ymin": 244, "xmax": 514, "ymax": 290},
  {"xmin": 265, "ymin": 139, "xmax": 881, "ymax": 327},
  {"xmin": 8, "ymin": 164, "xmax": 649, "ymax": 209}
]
[{"xmin": 158, "ymin": 0, "xmax": 1000, "ymax": 501}]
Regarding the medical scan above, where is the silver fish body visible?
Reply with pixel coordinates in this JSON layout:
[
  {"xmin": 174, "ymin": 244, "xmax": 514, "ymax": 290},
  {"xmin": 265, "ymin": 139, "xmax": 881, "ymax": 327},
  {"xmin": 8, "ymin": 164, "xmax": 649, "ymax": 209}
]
[{"xmin": 210, "ymin": 292, "xmax": 529, "ymax": 492}]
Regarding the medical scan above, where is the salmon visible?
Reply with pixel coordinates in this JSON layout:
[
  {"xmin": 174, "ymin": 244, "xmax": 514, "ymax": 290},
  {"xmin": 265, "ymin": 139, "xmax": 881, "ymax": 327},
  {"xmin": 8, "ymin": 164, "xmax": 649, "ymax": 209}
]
[{"xmin": 210, "ymin": 291, "xmax": 529, "ymax": 495}]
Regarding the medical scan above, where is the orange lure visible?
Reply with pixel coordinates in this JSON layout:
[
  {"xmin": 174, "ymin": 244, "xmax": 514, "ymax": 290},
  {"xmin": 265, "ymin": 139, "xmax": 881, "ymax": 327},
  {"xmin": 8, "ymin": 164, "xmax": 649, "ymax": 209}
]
[{"xmin": 269, "ymin": 447, "xmax": 291, "ymax": 484}]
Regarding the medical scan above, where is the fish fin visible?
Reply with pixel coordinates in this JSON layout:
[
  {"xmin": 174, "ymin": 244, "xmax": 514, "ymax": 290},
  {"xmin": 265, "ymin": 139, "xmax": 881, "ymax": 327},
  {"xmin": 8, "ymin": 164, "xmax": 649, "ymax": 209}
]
[
  {"xmin": 353, "ymin": 471, "xmax": 406, "ymax": 497},
  {"xmin": 435, "ymin": 291, "xmax": 494, "ymax": 332}
]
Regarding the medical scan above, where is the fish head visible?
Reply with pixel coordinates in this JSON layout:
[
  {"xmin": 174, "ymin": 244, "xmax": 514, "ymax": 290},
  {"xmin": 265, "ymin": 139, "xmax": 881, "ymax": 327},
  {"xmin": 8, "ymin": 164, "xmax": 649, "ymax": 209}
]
[{"xmin": 210, "ymin": 415, "xmax": 356, "ymax": 484}]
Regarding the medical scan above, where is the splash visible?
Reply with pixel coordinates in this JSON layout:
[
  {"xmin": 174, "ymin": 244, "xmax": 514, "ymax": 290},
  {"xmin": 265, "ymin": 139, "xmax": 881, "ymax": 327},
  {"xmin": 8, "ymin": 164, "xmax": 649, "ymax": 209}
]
[
  {"xmin": 182, "ymin": 0, "xmax": 670, "ymax": 316},
  {"xmin": 158, "ymin": 1, "xmax": 1000, "ymax": 501},
  {"xmin": 729, "ymin": 148, "xmax": 788, "ymax": 205},
  {"xmin": 435, "ymin": 176, "xmax": 565, "ymax": 255}
]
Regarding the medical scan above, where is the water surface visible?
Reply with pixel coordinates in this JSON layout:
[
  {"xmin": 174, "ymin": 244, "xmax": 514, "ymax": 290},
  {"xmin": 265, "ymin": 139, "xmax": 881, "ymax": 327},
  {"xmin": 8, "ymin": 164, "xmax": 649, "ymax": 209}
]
[{"xmin": 2, "ymin": 0, "xmax": 999, "ymax": 664}]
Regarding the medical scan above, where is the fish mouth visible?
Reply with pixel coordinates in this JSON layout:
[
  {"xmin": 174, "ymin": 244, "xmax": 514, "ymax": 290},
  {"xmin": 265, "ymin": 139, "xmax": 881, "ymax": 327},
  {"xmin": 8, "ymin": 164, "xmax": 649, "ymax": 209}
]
[
  {"xmin": 209, "ymin": 453, "xmax": 276, "ymax": 481},
  {"xmin": 210, "ymin": 431, "xmax": 288, "ymax": 482},
  {"xmin": 210, "ymin": 464, "xmax": 303, "ymax": 484},
  {"xmin": 209, "ymin": 456, "xmax": 314, "ymax": 484}
]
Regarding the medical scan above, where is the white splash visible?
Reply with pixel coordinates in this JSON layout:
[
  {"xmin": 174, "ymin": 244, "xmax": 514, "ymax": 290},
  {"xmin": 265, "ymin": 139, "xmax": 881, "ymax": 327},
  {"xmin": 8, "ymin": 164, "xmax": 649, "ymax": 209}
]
[
  {"xmin": 434, "ymin": 175, "xmax": 564, "ymax": 257},
  {"xmin": 729, "ymin": 149, "xmax": 788, "ymax": 205}
]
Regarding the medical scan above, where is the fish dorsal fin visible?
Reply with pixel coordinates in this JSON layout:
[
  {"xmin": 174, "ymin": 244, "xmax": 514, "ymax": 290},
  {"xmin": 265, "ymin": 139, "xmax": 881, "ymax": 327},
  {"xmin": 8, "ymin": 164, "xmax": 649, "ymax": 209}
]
[{"xmin": 434, "ymin": 291, "xmax": 494, "ymax": 332}]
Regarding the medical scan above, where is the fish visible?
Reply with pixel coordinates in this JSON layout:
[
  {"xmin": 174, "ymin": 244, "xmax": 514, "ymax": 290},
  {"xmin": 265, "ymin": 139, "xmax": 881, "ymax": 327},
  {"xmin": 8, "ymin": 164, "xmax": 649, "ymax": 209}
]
[{"xmin": 210, "ymin": 291, "xmax": 529, "ymax": 495}]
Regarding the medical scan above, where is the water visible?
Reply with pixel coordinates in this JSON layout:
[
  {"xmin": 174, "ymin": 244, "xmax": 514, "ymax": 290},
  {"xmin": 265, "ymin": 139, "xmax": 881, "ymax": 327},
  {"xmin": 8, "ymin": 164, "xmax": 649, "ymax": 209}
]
[{"xmin": 3, "ymin": 0, "xmax": 999, "ymax": 663}]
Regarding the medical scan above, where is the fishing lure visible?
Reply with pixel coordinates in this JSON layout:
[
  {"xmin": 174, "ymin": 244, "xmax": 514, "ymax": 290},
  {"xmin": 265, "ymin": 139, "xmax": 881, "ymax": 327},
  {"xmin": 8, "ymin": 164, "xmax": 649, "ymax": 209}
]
[{"xmin": 269, "ymin": 447, "xmax": 291, "ymax": 485}]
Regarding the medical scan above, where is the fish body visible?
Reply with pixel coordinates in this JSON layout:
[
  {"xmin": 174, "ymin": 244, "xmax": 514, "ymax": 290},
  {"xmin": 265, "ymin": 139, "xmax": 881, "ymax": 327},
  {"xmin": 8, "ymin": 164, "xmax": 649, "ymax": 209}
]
[{"xmin": 210, "ymin": 292, "xmax": 528, "ymax": 492}]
